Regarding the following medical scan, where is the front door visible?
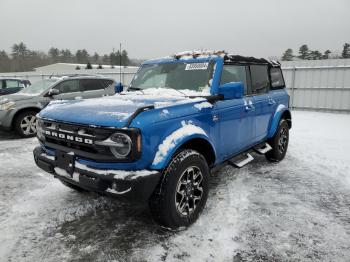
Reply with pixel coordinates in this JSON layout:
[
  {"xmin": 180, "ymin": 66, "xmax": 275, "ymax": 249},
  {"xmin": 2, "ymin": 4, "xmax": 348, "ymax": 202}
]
[
  {"xmin": 53, "ymin": 79, "xmax": 83, "ymax": 100},
  {"xmin": 214, "ymin": 64, "xmax": 255, "ymax": 160}
]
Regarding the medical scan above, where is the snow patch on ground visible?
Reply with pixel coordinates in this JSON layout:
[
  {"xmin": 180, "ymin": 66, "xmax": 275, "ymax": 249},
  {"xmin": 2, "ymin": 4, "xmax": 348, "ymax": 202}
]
[{"xmin": 1, "ymin": 111, "xmax": 350, "ymax": 261}]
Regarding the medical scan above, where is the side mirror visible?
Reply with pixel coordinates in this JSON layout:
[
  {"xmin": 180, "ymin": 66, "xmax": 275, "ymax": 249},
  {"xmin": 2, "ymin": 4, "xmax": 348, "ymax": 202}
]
[
  {"xmin": 218, "ymin": 82, "xmax": 244, "ymax": 99},
  {"xmin": 47, "ymin": 88, "xmax": 60, "ymax": 96},
  {"xmin": 115, "ymin": 82, "xmax": 123, "ymax": 93}
]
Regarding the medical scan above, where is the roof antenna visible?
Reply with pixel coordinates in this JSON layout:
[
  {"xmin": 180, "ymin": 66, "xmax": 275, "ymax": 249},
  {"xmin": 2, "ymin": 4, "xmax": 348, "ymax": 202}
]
[{"xmin": 49, "ymin": 72, "xmax": 54, "ymax": 79}]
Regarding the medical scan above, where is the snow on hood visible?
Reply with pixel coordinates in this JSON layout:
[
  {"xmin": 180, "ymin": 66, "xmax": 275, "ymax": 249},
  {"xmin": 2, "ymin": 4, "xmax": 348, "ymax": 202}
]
[{"xmin": 39, "ymin": 89, "xmax": 207, "ymax": 128}]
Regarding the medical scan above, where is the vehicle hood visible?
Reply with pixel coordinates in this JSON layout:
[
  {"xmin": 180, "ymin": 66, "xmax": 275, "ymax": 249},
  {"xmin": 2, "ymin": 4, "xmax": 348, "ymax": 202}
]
[
  {"xmin": 38, "ymin": 92, "xmax": 207, "ymax": 128},
  {"xmin": 0, "ymin": 93, "xmax": 37, "ymax": 103}
]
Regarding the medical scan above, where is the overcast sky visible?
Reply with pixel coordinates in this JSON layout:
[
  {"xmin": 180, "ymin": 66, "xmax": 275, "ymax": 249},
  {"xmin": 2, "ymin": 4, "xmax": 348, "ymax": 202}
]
[{"xmin": 1, "ymin": 0, "xmax": 349, "ymax": 59}]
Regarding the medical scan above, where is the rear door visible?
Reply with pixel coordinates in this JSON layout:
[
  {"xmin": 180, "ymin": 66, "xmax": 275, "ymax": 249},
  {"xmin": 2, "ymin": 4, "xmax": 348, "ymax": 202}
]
[
  {"xmin": 53, "ymin": 79, "xmax": 83, "ymax": 100},
  {"xmin": 214, "ymin": 64, "xmax": 255, "ymax": 159},
  {"xmin": 269, "ymin": 67, "xmax": 289, "ymax": 108},
  {"xmin": 250, "ymin": 65, "xmax": 276, "ymax": 142},
  {"xmin": 80, "ymin": 79, "xmax": 113, "ymax": 99}
]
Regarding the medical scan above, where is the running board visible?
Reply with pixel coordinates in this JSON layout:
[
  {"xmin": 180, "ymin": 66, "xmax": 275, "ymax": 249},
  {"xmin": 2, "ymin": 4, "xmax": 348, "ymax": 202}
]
[
  {"xmin": 229, "ymin": 153, "xmax": 254, "ymax": 168},
  {"xmin": 254, "ymin": 143, "xmax": 272, "ymax": 155}
]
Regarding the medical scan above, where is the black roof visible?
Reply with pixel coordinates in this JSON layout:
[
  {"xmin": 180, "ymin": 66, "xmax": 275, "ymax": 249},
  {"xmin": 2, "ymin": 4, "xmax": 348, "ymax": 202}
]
[{"xmin": 224, "ymin": 54, "xmax": 281, "ymax": 67}]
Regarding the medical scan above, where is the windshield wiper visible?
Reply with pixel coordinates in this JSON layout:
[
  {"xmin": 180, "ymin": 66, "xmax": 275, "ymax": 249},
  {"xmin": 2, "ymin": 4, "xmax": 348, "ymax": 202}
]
[
  {"xmin": 172, "ymin": 89, "xmax": 188, "ymax": 97},
  {"xmin": 128, "ymin": 87, "xmax": 145, "ymax": 94}
]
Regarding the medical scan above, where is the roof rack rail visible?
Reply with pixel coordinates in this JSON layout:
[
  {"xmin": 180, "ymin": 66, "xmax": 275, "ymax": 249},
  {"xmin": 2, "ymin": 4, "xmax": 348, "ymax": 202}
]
[{"xmin": 173, "ymin": 50, "xmax": 227, "ymax": 59}]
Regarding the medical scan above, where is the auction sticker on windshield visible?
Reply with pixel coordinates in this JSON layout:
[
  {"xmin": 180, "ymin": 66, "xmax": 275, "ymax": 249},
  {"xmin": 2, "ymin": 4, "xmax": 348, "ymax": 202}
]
[{"xmin": 185, "ymin": 62, "xmax": 209, "ymax": 70}]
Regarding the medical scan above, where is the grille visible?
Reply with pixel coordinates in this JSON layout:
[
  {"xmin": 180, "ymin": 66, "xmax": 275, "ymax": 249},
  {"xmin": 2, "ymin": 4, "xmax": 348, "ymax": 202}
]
[{"xmin": 39, "ymin": 120, "xmax": 118, "ymax": 162}]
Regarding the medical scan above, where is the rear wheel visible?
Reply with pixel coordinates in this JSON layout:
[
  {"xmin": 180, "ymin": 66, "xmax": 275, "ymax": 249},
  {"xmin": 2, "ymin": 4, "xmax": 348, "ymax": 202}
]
[
  {"xmin": 265, "ymin": 119, "xmax": 289, "ymax": 162},
  {"xmin": 13, "ymin": 110, "xmax": 38, "ymax": 138},
  {"xmin": 149, "ymin": 149, "xmax": 209, "ymax": 229}
]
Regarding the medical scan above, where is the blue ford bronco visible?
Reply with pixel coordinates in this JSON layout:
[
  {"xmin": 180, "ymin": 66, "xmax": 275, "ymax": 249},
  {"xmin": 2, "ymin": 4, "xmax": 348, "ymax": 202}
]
[{"xmin": 33, "ymin": 51, "xmax": 291, "ymax": 228}]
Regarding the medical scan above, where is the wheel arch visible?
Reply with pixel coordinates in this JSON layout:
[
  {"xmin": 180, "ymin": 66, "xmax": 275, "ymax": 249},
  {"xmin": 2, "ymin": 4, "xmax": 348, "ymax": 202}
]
[
  {"xmin": 12, "ymin": 107, "xmax": 41, "ymax": 128},
  {"xmin": 267, "ymin": 105, "xmax": 292, "ymax": 139},
  {"xmin": 151, "ymin": 134, "xmax": 217, "ymax": 170}
]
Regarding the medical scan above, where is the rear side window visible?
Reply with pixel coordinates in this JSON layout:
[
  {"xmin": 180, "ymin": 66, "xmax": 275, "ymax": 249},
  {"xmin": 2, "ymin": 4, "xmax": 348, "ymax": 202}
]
[
  {"xmin": 220, "ymin": 65, "xmax": 248, "ymax": 95},
  {"xmin": 55, "ymin": 80, "xmax": 80, "ymax": 93},
  {"xmin": 250, "ymin": 65, "xmax": 269, "ymax": 94},
  {"xmin": 80, "ymin": 79, "xmax": 104, "ymax": 91},
  {"xmin": 5, "ymin": 80, "xmax": 20, "ymax": 88},
  {"xmin": 270, "ymin": 68, "xmax": 285, "ymax": 90},
  {"xmin": 101, "ymin": 79, "xmax": 114, "ymax": 88}
]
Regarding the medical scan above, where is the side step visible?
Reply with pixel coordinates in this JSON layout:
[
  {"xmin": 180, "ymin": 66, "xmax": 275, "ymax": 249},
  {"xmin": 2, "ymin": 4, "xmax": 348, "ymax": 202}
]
[
  {"xmin": 254, "ymin": 143, "xmax": 272, "ymax": 155},
  {"xmin": 229, "ymin": 153, "xmax": 254, "ymax": 168}
]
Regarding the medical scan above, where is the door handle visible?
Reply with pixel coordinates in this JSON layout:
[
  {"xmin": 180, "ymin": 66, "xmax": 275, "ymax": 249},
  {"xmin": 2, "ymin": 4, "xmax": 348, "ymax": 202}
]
[
  {"xmin": 268, "ymin": 97, "xmax": 276, "ymax": 105},
  {"xmin": 244, "ymin": 100, "xmax": 255, "ymax": 111}
]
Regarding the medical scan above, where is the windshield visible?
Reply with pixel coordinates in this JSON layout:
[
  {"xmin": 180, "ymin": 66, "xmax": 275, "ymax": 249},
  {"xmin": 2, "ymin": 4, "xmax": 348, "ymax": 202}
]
[
  {"xmin": 19, "ymin": 79, "xmax": 58, "ymax": 95},
  {"xmin": 129, "ymin": 61, "xmax": 215, "ymax": 94}
]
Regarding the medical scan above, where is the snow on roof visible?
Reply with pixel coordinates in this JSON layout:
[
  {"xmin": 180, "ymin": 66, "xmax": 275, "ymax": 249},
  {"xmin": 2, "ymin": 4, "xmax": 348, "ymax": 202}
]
[{"xmin": 145, "ymin": 50, "xmax": 280, "ymax": 66}]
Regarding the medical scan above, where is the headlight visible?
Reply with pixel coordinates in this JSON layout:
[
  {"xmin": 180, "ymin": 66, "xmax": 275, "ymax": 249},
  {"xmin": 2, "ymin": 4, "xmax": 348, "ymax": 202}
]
[
  {"xmin": 109, "ymin": 133, "xmax": 132, "ymax": 158},
  {"xmin": 95, "ymin": 132, "xmax": 132, "ymax": 158},
  {"xmin": 36, "ymin": 119, "xmax": 45, "ymax": 141},
  {"xmin": 0, "ymin": 101, "xmax": 15, "ymax": 111}
]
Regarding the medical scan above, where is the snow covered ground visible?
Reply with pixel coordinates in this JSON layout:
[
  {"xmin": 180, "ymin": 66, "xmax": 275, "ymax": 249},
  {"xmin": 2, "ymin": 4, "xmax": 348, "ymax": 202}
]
[{"xmin": 0, "ymin": 111, "xmax": 349, "ymax": 262}]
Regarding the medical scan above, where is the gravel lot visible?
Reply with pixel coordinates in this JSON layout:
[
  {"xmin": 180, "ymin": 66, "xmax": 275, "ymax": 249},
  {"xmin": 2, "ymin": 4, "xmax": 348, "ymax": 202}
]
[{"xmin": 0, "ymin": 111, "xmax": 349, "ymax": 262}]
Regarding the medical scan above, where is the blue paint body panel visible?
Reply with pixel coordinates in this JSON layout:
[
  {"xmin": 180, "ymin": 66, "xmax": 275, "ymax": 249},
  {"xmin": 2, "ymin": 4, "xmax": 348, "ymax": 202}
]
[{"xmin": 37, "ymin": 55, "xmax": 291, "ymax": 172}]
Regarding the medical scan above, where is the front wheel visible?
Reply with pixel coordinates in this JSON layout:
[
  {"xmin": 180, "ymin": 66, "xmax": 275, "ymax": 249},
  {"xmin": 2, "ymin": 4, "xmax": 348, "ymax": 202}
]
[
  {"xmin": 265, "ymin": 119, "xmax": 290, "ymax": 162},
  {"xmin": 13, "ymin": 110, "xmax": 38, "ymax": 138},
  {"xmin": 149, "ymin": 149, "xmax": 209, "ymax": 229}
]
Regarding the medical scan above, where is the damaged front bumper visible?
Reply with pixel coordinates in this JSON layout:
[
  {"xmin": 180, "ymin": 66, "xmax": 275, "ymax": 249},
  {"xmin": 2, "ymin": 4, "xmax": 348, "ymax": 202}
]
[{"xmin": 33, "ymin": 146, "xmax": 162, "ymax": 201}]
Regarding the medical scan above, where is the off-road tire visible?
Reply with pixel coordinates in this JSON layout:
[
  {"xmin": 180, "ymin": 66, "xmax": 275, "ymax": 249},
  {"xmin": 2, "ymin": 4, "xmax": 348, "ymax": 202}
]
[
  {"xmin": 265, "ymin": 119, "xmax": 289, "ymax": 162},
  {"xmin": 149, "ymin": 149, "xmax": 210, "ymax": 229},
  {"xmin": 13, "ymin": 110, "xmax": 38, "ymax": 138}
]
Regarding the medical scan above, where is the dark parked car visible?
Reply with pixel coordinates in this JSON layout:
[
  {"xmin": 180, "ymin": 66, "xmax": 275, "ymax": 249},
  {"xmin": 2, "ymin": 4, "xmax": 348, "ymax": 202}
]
[{"xmin": 0, "ymin": 78, "xmax": 31, "ymax": 96}]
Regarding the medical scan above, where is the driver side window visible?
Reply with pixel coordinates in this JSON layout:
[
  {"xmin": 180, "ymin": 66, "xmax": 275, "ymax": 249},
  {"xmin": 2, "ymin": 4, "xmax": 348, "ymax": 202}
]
[
  {"xmin": 55, "ymin": 80, "xmax": 80, "ymax": 94},
  {"xmin": 220, "ymin": 65, "xmax": 248, "ymax": 95}
]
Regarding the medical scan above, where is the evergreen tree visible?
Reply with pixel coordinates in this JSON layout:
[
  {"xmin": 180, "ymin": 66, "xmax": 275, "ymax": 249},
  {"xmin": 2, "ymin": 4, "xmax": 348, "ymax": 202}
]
[
  {"xmin": 121, "ymin": 50, "xmax": 130, "ymax": 65},
  {"xmin": 323, "ymin": 50, "xmax": 331, "ymax": 59},
  {"xmin": 281, "ymin": 48, "xmax": 294, "ymax": 61},
  {"xmin": 97, "ymin": 64, "xmax": 103, "ymax": 69},
  {"xmin": 93, "ymin": 52, "xmax": 100, "ymax": 63},
  {"xmin": 298, "ymin": 44, "xmax": 309, "ymax": 60},
  {"xmin": 341, "ymin": 43, "xmax": 350, "ymax": 58},
  {"xmin": 0, "ymin": 50, "xmax": 11, "ymax": 72},
  {"xmin": 85, "ymin": 62, "xmax": 92, "ymax": 69},
  {"xmin": 309, "ymin": 50, "xmax": 322, "ymax": 60},
  {"xmin": 75, "ymin": 49, "xmax": 89, "ymax": 63},
  {"xmin": 11, "ymin": 42, "xmax": 29, "ymax": 71},
  {"xmin": 102, "ymin": 54, "xmax": 110, "ymax": 65},
  {"xmin": 60, "ymin": 49, "xmax": 73, "ymax": 62},
  {"xmin": 48, "ymin": 47, "xmax": 60, "ymax": 62}
]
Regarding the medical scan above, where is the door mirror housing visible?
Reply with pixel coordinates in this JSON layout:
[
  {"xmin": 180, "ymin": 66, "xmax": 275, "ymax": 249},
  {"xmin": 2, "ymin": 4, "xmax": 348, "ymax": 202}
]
[
  {"xmin": 47, "ymin": 88, "xmax": 60, "ymax": 97},
  {"xmin": 218, "ymin": 82, "xmax": 244, "ymax": 99},
  {"xmin": 115, "ymin": 82, "xmax": 123, "ymax": 93}
]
